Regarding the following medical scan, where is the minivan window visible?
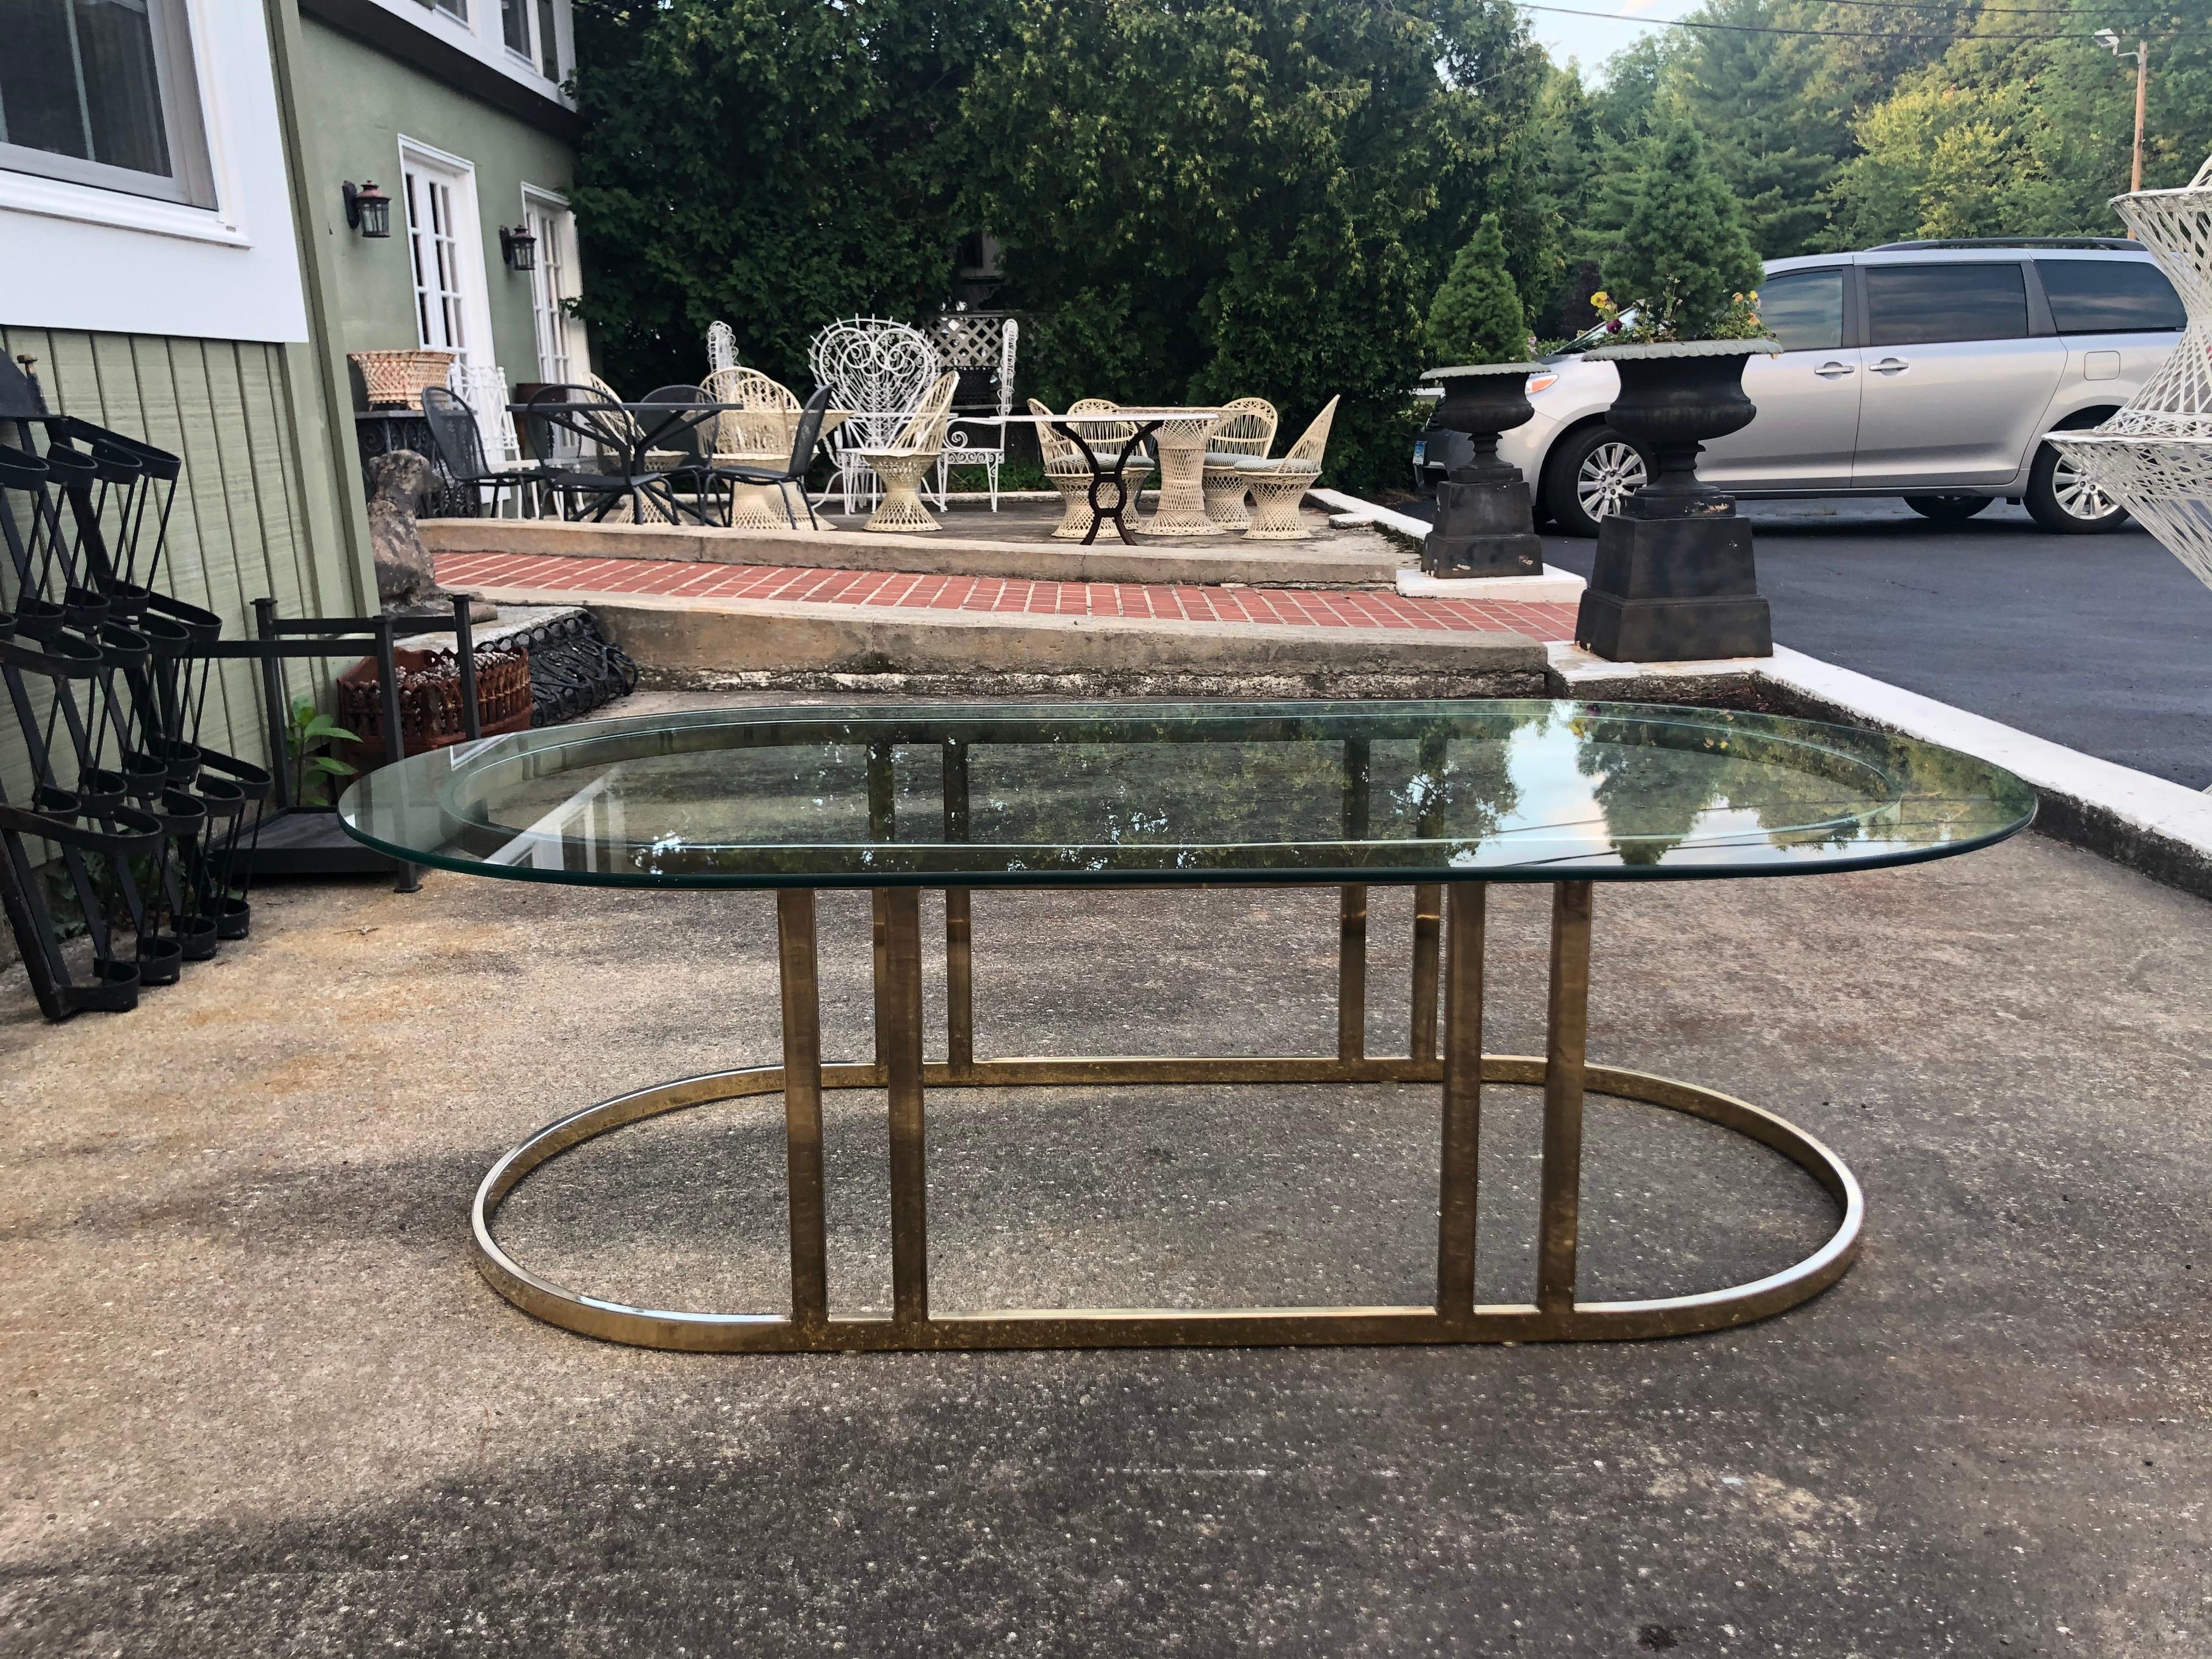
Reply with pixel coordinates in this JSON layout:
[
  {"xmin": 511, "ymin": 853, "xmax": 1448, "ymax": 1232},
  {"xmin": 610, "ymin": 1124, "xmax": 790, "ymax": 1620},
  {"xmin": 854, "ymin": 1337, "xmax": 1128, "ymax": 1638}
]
[
  {"xmin": 1866, "ymin": 263, "xmax": 2029, "ymax": 347},
  {"xmin": 2036, "ymin": 259, "xmax": 2186, "ymax": 333},
  {"xmin": 1758, "ymin": 269, "xmax": 1844, "ymax": 351}
]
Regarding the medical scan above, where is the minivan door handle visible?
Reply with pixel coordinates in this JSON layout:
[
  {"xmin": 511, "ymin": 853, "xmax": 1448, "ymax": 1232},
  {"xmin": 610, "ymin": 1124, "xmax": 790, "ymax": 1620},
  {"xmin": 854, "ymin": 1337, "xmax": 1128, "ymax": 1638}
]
[
  {"xmin": 1814, "ymin": 361, "xmax": 1856, "ymax": 379},
  {"xmin": 1870, "ymin": 357, "xmax": 1910, "ymax": 375}
]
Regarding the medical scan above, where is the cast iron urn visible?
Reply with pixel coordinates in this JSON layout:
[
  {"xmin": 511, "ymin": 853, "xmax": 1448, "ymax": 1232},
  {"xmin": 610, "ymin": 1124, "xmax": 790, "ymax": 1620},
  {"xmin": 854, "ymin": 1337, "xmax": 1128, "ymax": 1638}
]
[
  {"xmin": 1419, "ymin": 363, "xmax": 1543, "ymax": 578},
  {"xmin": 1573, "ymin": 338, "xmax": 1780, "ymax": 661}
]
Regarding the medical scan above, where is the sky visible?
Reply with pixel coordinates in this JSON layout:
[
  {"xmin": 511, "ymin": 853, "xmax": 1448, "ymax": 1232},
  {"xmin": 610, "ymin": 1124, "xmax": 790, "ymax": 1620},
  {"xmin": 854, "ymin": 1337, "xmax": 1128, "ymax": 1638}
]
[{"xmin": 1517, "ymin": 0, "xmax": 1710, "ymax": 80}]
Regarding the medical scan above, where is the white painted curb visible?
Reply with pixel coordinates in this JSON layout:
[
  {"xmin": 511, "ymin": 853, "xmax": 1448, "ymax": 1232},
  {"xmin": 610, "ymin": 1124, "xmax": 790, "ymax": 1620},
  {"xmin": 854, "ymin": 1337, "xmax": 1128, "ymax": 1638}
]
[{"xmin": 1396, "ymin": 567, "xmax": 1587, "ymax": 603}]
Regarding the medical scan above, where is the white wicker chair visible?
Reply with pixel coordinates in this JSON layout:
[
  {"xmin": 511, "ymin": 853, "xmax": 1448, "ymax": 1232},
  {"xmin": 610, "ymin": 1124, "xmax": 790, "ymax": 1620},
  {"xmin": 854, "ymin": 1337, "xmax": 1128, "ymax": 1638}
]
[
  {"xmin": 1200, "ymin": 397, "xmax": 1279, "ymax": 529},
  {"xmin": 929, "ymin": 313, "xmax": 1020, "ymax": 509},
  {"xmin": 706, "ymin": 320, "xmax": 739, "ymax": 375},
  {"xmin": 703, "ymin": 367, "xmax": 808, "ymax": 529},
  {"xmin": 861, "ymin": 371, "xmax": 958, "ymax": 533},
  {"xmin": 1238, "ymin": 395, "xmax": 1338, "ymax": 540},
  {"xmin": 807, "ymin": 318, "xmax": 943, "ymax": 514},
  {"xmin": 1034, "ymin": 397, "xmax": 1155, "ymax": 540}
]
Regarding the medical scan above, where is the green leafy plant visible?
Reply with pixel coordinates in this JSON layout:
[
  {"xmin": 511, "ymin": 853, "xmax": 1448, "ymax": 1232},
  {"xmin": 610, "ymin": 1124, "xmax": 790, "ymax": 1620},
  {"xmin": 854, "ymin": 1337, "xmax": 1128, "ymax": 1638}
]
[
  {"xmin": 1597, "ymin": 121, "xmax": 1767, "ymax": 344},
  {"xmin": 1426, "ymin": 214, "xmax": 1529, "ymax": 366},
  {"xmin": 288, "ymin": 696, "xmax": 359, "ymax": 807}
]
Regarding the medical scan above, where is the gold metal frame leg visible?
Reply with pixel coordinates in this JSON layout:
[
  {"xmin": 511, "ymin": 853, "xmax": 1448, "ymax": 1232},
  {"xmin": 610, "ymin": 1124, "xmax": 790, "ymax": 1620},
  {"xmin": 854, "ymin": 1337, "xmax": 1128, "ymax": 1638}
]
[
  {"xmin": 878, "ymin": 888, "xmax": 928, "ymax": 1326},
  {"xmin": 1410, "ymin": 883, "xmax": 1442, "ymax": 1063},
  {"xmin": 776, "ymin": 889, "xmax": 828, "ymax": 1328},
  {"xmin": 1436, "ymin": 883, "xmax": 1486, "ymax": 1316},
  {"xmin": 1337, "ymin": 885, "xmax": 1368, "ymax": 1062},
  {"xmin": 1539, "ymin": 881, "xmax": 1593, "ymax": 1313}
]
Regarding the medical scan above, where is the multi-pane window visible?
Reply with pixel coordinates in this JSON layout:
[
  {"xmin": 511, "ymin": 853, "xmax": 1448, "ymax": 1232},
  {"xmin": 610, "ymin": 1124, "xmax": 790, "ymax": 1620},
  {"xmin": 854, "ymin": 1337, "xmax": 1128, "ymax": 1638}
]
[
  {"xmin": 500, "ymin": 0, "xmax": 530, "ymax": 55},
  {"xmin": 0, "ymin": 0, "xmax": 213, "ymax": 204},
  {"xmin": 536, "ymin": 0, "xmax": 561, "ymax": 80},
  {"xmin": 405, "ymin": 166, "xmax": 469, "ymax": 354}
]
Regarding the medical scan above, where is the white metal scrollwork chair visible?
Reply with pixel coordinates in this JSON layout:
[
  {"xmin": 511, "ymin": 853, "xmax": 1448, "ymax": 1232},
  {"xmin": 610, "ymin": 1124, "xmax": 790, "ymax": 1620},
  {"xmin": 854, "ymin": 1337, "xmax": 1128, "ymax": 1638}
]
[
  {"xmin": 928, "ymin": 313, "xmax": 1020, "ymax": 510},
  {"xmin": 861, "ymin": 371, "xmax": 958, "ymax": 533},
  {"xmin": 807, "ymin": 318, "xmax": 943, "ymax": 515},
  {"xmin": 1200, "ymin": 397, "xmax": 1279, "ymax": 530},
  {"xmin": 1032, "ymin": 397, "xmax": 1156, "ymax": 540},
  {"xmin": 706, "ymin": 320, "xmax": 739, "ymax": 375},
  {"xmin": 1237, "ymin": 395, "xmax": 1339, "ymax": 540},
  {"xmin": 445, "ymin": 360, "xmax": 537, "ymax": 515}
]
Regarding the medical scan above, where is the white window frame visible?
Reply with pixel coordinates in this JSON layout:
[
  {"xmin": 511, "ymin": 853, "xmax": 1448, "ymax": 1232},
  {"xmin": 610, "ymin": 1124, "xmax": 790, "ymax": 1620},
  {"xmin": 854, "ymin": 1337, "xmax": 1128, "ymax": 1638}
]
[
  {"xmin": 521, "ymin": 182, "xmax": 586, "ymax": 385},
  {"xmin": 0, "ymin": 0, "xmax": 248, "ymax": 246},
  {"xmin": 397, "ymin": 135, "xmax": 496, "ymax": 371}
]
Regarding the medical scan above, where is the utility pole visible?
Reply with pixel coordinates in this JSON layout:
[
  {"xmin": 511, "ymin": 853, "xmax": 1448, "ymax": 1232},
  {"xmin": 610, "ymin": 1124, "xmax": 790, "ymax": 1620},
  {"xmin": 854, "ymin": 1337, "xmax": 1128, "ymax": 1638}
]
[{"xmin": 2095, "ymin": 30, "xmax": 2151, "ymax": 192}]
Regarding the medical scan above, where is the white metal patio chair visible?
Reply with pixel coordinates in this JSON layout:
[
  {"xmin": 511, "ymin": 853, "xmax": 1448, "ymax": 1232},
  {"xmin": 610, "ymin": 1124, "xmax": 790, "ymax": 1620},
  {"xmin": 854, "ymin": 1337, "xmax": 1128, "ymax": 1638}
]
[
  {"xmin": 929, "ymin": 312, "xmax": 1020, "ymax": 509},
  {"xmin": 706, "ymin": 320, "xmax": 739, "ymax": 375},
  {"xmin": 807, "ymin": 318, "xmax": 943, "ymax": 514}
]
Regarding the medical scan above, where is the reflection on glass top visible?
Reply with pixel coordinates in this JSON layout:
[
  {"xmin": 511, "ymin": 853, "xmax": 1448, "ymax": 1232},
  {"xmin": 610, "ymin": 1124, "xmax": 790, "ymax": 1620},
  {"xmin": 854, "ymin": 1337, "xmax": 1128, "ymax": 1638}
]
[{"xmin": 337, "ymin": 701, "xmax": 2035, "ymax": 889}]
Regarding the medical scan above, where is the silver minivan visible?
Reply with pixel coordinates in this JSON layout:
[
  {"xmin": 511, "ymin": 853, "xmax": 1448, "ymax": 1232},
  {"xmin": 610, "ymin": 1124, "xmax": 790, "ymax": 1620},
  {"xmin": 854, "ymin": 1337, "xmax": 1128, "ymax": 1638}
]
[{"xmin": 1416, "ymin": 240, "xmax": 2187, "ymax": 535}]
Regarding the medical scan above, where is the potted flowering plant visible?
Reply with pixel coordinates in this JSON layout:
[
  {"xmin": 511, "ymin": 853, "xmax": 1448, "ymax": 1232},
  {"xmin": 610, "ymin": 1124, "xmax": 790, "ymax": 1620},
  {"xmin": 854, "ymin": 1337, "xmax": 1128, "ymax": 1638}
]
[
  {"xmin": 1574, "ymin": 121, "xmax": 1781, "ymax": 660},
  {"xmin": 1418, "ymin": 213, "xmax": 1545, "ymax": 578}
]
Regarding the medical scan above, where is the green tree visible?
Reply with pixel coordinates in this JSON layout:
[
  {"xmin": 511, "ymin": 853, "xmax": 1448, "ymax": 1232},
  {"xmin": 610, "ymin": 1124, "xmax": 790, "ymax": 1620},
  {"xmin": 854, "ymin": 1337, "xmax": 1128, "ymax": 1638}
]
[
  {"xmin": 1601, "ymin": 120, "xmax": 1764, "ymax": 339},
  {"xmin": 566, "ymin": 0, "xmax": 999, "ymax": 394},
  {"xmin": 961, "ymin": 0, "xmax": 1543, "ymax": 491},
  {"xmin": 1426, "ymin": 214, "xmax": 1527, "ymax": 364}
]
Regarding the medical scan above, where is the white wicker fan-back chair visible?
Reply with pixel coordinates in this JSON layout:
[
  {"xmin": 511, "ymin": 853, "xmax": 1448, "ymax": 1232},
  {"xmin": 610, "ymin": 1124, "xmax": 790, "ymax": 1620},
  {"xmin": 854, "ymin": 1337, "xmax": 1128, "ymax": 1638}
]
[
  {"xmin": 701, "ymin": 367, "xmax": 801, "ymax": 461},
  {"xmin": 861, "ymin": 371, "xmax": 958, "ymax": 533},
  {"xmin": 1200, "ymin": 396, "xmax": 1279, "ymax": 529},
  {"xmin": 807, "ymin": 317, "xmax": 943, "ymax": 513},
  {"xmin": 1237, "ymin": 395, "xmax": 1339, "ymax": 540},
  {"xmin": 928, "ymin": 312, "xmax": 1020, "ymax": 509},
  {"xmin": 706, "ymin": 320, "xmax": 739, "ymax": 375}
]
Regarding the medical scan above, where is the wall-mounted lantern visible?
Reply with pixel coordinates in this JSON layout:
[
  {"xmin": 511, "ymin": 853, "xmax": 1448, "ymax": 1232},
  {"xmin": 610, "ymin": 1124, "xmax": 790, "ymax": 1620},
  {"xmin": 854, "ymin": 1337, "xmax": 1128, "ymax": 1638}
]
[
  {"xmin": 342, "ymin": 180, "xmax": 392, "ymax": 238},
  {"xmin": 499, "ymin": 224, "xmax": 538, "ymax": 272}
]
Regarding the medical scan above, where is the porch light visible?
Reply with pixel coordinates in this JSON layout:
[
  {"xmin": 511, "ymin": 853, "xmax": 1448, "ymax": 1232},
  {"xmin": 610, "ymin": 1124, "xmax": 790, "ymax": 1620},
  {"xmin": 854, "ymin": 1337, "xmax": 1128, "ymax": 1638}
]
[
  {"xmin": 499, "ymin": 225, "xmax": 538, "ymax": 272},
  {"xmin": 343, "ymin": 180, "xmax": 392, "ymax": 238}
]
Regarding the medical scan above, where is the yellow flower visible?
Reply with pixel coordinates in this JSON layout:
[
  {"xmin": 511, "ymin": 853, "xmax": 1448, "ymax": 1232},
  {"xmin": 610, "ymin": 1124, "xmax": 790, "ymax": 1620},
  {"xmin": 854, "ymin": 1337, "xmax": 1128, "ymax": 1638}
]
[{"xmin": 1590, "ymin": 291, "xmax": 1610, "ymax": 307}]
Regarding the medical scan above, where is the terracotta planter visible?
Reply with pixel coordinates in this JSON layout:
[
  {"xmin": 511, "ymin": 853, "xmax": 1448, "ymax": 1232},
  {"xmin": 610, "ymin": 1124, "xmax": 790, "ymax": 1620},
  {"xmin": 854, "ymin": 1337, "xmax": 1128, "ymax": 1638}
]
[
  {"xmin": 1417, "ymin": 362, "xmax": 1543, "ymax": 579},
  {"xmin": 1573, "ymin": 338, "xmax": 1780, "ymax": 662}
]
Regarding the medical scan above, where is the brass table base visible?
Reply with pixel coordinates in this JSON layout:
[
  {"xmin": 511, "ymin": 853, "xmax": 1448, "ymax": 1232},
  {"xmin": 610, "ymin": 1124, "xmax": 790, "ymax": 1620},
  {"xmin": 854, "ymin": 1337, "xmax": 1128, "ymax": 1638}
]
[{"xmin": 472, "ymin": 883, "xmax": 1864, "ymax": 1353}]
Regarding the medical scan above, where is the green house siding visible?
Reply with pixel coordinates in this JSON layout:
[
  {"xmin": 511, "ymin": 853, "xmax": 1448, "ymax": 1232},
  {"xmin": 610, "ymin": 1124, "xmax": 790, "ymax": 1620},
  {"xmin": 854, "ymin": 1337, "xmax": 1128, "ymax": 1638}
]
[
  {"xmin": 0, "ymin": 326, "xmax": 367, "ymax": 807},
  {"xmin": 299, "ymin": 17, "xmax": 581, "ymax": 395}
]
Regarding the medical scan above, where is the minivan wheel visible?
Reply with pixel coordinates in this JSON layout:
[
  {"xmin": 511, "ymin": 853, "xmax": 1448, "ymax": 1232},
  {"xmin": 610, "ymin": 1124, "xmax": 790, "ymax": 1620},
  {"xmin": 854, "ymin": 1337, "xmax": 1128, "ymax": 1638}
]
[
  {"xmin": 2024, "ymin": 441, "xmax": 2129, "ymax": 534},
  {"xmin": 1546, "ymin": 424, "xmax": 1648, "ymax": 538},
  {"xmin": 1904, "ymin": 494, "xmax": 1993, "ymax": 523}
]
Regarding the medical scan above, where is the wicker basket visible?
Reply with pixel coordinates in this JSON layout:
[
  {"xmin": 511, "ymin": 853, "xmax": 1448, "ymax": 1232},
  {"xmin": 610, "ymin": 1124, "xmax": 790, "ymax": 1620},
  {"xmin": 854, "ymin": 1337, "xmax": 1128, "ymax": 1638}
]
[
  {"xmin": 336, "ymin": 645, "xmax": 532, "ymax": 765},
  {"xmin": 351, "ymin": 349, "xmax": 459, "ymax": 410}
]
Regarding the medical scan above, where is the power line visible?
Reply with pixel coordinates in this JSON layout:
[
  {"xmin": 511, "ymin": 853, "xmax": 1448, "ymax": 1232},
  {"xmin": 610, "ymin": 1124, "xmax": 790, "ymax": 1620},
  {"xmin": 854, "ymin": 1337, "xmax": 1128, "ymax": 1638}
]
[{"xmin": 1514, "ymin": 1, "xmax": 2079, "ymax": 39}]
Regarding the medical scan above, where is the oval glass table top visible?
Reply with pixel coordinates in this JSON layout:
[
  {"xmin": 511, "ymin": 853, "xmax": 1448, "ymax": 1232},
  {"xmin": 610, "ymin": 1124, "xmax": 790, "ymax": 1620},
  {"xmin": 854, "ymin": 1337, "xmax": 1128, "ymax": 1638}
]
[{"xmin": 337, "ymin": 700, "xmax": 2036, "ymax": 889}]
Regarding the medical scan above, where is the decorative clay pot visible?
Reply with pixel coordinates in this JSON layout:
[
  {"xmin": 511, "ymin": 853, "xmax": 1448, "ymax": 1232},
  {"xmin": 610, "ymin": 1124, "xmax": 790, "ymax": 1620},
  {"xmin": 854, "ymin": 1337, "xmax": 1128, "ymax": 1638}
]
[{"xmin": 1573, "ymin": 338, "xmax": 1781, "ymax": 662}]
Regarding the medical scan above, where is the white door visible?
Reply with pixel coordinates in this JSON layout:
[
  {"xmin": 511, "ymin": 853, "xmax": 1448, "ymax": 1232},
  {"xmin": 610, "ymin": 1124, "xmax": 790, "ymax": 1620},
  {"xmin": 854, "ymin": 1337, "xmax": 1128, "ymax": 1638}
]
[
  {"xmin": 399, "ymin": 140, "xmax": 493, "ymax": 371},
  {"xmin": 1700, "ymin": 266, "xmax": 1861, "ymax": 491},
  {"xmin": 524, "ymin": 191, "xmax": 586, "ymax": 386},
  {"xmin": 1852, "ymin": 260, "xmax": 2068, "ymax": 488}
]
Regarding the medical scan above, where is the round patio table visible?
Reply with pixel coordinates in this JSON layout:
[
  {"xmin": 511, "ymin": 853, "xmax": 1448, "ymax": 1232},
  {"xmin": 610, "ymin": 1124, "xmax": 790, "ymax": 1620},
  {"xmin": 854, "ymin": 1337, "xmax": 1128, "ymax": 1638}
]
[{"xmin": 340, "ymin": 699, "xmax": 2034, "ymax": 1355}]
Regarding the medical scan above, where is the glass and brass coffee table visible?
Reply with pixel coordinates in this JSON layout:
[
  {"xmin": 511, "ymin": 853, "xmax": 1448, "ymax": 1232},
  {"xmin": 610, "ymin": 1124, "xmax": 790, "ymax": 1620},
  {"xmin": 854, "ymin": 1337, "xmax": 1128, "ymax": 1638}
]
[{"xmin": 340, "ymin": 701, "xmax": 2034, "ymax": 1354}]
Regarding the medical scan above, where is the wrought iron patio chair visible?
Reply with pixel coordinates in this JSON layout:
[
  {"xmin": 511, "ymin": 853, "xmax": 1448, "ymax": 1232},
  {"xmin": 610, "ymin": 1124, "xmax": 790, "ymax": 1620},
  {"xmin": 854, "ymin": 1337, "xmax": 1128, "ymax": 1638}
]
[
  {"xmin": 719, "ymin": 385, "xmax": 836, "ymax": 531},
  {"xmin": 519, "ymin": 384, "xmax": 679, "ymax": 525},
  {"xmin": 420, "ymin": 387, "xmax": 544, "ymax": 519}
]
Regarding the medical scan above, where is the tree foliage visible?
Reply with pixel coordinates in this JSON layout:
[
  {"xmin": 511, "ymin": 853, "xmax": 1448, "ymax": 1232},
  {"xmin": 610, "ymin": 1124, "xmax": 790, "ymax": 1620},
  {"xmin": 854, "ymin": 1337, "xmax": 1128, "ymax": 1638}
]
[
  {"xmin": 1601, "ymin": 121, "xmax": 1764, "ymax": 340},
  {"xmin": 1426, "ymin": 214, "xmax": 1527, "ymax": 364}
]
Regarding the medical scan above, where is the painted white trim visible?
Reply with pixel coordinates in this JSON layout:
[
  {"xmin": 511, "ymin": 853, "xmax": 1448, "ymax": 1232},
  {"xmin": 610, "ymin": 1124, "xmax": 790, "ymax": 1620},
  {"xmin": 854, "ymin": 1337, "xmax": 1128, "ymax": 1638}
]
[
  {"xmin": 1310, "ymin": 488, "xmax": 1431, "ymax": 539},
  {"xmin": 397, "ymin": 135, "xmax": 497, "ymax": 372},
  {"xmin": 1397, "ymin": 566, "xmax": 1586, "ymax": 602},
  {"xmin": 350, "ymin": 0, "xmax": 576, "ymax": 109},
  {"xmin": 518, "ymin": 181, "xmax": 585, "ymax": 382}
]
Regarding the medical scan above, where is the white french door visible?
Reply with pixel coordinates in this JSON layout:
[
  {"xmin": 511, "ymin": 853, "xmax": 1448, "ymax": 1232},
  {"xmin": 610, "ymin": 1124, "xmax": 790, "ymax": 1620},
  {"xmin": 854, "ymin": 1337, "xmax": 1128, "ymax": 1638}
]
[
  {"xmin": 398, "ymin": 139, "xmax": 492, "ymax": 369},
  {"xmin": 523, "ymin": 188, "xmax": 586, "ymax": 386}
]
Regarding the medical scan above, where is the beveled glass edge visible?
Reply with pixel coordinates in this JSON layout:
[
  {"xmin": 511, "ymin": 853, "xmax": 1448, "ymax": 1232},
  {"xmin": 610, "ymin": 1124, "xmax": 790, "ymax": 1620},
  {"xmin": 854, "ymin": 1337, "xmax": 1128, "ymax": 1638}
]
[{"xmin": 335, "ymin": 697, "xmax": 2039, "ymax": 889}]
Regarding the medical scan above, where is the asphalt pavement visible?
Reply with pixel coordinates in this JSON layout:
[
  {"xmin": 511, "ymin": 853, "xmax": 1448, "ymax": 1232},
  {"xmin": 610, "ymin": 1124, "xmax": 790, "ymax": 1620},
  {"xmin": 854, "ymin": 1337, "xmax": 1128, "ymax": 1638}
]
[{"xmin": 1405, "ymin": 494, "xmax": 2212, "ymax": 790}]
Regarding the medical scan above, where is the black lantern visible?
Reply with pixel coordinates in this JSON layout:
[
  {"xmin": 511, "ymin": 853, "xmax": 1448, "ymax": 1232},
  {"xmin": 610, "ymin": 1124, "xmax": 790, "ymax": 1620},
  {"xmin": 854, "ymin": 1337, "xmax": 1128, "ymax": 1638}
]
[
  {"xmin": 499, "ymin": 224, "xmax": 538, "ymax": 272},
  {"xmin": 343, "ymin": 180, "xmax": 392, "ymax": 238}
]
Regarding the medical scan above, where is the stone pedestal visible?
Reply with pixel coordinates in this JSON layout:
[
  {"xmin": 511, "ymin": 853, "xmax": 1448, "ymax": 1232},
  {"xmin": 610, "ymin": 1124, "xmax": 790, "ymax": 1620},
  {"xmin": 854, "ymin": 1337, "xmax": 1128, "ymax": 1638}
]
[
  {"xmin": 1572, "ymin": 339, "xmax": 1778, "ymax": 662},
  {"xmin": 1574, "ymin": 500, "xmax": 1771, "ymax": 661},
  {"xmin": 1423, "ymin": 471, "xmax": 1543, "ymax": 577}
]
